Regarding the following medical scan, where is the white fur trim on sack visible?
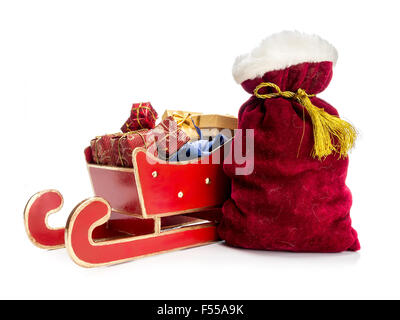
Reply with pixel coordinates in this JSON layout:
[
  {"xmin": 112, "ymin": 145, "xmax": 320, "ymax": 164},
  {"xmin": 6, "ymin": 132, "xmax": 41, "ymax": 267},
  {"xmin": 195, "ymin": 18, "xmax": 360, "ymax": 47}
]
[{"xmin": 232, "ymin": 31, "xmax": 338, "ymax": 84}]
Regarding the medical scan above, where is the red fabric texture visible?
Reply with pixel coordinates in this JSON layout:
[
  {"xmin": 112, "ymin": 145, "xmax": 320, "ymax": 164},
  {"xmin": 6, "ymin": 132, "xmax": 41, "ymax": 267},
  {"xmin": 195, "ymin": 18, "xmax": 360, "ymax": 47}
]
[
  {"xmin": 90, "ymin": 117, "xmax": 190, "ymax": 167},
  {"xmin": 218, "ymin": 61, "xmax": 360, "ymax": 252},
  {"xmin": 121, "ymin": 102, "xmax": 158, "ymax": 133}
]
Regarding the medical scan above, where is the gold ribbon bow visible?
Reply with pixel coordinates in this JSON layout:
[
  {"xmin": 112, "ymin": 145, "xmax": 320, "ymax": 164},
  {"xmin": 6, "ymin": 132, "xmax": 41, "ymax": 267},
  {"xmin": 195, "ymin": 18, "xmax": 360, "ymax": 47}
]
[
  {"xmin": 254, "ymin": 82, "xmax": 357, "ymax": 160},
  {"xmin": 171, "ymin": 111, "xmax": 200, "ymax": 138}
]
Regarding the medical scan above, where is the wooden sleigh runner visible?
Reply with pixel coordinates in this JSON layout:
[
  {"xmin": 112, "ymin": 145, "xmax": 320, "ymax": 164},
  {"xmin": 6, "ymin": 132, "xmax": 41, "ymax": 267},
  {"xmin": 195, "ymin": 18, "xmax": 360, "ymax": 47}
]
[{"xmin": 24, "ymin": 143, "xmax": 231, "ymax": 267}]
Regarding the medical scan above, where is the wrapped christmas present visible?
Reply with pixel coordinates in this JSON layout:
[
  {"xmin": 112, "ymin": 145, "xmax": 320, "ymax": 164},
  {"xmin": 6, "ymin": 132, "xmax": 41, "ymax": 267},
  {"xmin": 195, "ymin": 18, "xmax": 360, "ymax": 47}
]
[
  {"xmin": 91, "ymin": 117, "xmax": 190, "ymax": 167},
  {"xmin": 150, "ymin": 117, "xmax": 190, "ymax": 159},
  {"xmin": 90, "ymin": 133, "xmax": 122, "ymax": 166},
  {"xmin": 121, "ymin": 102, "xmax": 158, "ymax": 133},
  {"xmin": 111, "ymin": 129, "xmax": 154, "ymax": 167},
  {"xmin": 191, "ymin": 114, "xmax": 237, "ymax": 139},
  {"xmin": 162, "ymin": 110, "xmax": 202, "ymax": 140},
  {"xmin": 162, "ymin": 110, "xmax": 238, "ymax": 140}
]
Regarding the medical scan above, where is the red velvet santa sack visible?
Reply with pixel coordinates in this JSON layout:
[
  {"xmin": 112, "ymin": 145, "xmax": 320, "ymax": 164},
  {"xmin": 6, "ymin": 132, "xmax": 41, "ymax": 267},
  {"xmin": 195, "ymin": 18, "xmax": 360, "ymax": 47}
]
[{"xmin": 219, "ymin": 31, "xmax": 360, "ymax": 252}]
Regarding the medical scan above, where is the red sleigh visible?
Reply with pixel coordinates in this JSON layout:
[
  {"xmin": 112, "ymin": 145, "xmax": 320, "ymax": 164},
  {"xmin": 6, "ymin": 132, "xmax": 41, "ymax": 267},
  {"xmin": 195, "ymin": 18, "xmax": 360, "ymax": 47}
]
[{"xmin": 24, "ymin": 144, "xmax": 231, "ymax": 267}]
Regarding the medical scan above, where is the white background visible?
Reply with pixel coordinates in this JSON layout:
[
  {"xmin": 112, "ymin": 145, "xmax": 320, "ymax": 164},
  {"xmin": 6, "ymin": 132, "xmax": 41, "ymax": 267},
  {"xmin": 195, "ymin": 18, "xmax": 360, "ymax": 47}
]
[{"xmin": 1, "ymin": 0, "xmax": 399, "ymax": 299}]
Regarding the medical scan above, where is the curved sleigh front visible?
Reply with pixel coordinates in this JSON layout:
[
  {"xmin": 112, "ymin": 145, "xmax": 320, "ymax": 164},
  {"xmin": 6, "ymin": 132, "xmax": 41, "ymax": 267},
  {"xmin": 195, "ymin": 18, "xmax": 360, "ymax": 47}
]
[{"xmin": 24, "ymin": 190, "xmax": 65, "ymax": 249}]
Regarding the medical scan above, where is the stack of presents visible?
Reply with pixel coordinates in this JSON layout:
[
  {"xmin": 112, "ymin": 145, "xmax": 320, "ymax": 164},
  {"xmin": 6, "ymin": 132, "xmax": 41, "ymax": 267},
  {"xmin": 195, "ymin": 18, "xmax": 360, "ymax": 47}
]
[{"xmin": 89, "ymin": 103, "xmax": 237, "ymax": 167}]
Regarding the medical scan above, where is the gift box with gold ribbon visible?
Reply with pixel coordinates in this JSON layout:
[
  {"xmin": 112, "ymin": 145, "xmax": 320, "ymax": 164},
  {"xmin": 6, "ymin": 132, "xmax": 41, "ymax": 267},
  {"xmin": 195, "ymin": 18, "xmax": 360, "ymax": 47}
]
[
  {"xmin": 162, "ymin": 110, "xmax": 202, "ymax": 140},
  {"xmin": 191, "ymin": 114, "xmax": 237, "ymax": 139},
  {"xmin": 121, "ymin": 102, "xmax": 158, "ymax": 133},
  {"xmin": 111, "ymin": 129, "xmax": 154, "ymax": 167},
  {"xmin": 162, "ymin": 110, "xmax": 237, "ymax": 140},
  {"xmin": 90, "ymin": 133, "xmax": 122, "ymax": 166}
]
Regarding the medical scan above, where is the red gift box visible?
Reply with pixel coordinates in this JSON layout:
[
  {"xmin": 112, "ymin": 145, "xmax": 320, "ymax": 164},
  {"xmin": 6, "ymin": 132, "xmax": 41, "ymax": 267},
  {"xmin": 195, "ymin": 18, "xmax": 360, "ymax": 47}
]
[
  {"xmin": 111, "ymin": 129, "xmax": 155, "ymax": 167},
  {"xmin": 121, "ymin": 102, "xmax": 158, "ymax": 133},
  {"xmin": 149, "ymin": 116, "xmax": 190, "ymax": 159},
  {"xmin": 90, "ymin": 133, "xmax": 122, "ymax": 166},
  {"xmin": 91, "ymin": 117, "xmax": 190, "ymax": 167}
]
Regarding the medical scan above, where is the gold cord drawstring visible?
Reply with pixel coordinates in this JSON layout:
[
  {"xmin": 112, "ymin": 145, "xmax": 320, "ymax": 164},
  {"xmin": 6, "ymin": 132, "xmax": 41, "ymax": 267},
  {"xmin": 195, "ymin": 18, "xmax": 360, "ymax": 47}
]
[{"xmin": 254, "ymin": 82, "xmax": 357, "ymax": 160}]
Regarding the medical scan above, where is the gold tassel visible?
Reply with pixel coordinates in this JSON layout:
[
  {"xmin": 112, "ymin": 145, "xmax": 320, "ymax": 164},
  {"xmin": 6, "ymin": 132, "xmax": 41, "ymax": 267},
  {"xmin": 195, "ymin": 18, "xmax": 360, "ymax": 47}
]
[{"xmin": 254, "ymin": 82, "xmax": 357, "ymax": 160}]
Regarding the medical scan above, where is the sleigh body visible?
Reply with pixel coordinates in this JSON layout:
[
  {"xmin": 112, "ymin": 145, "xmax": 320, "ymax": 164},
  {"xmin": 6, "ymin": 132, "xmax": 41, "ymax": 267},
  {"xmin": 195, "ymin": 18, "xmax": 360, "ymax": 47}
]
[{"xmin": 24, "ymin": 143, "xmax": 231, "ymax": 267}]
